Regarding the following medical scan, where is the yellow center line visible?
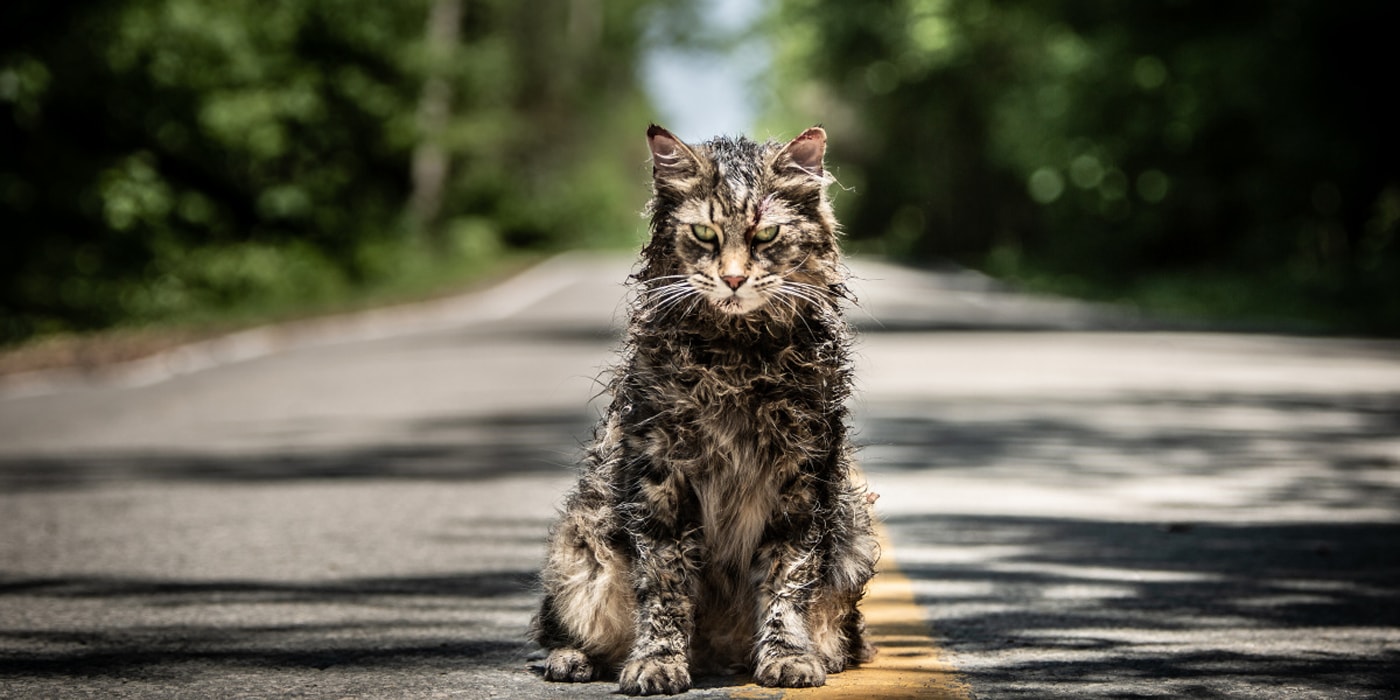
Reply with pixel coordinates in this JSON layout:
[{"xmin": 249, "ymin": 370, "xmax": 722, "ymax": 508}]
[{"xmin": 730, "ymin": 525, "xmax": 972, "ymax": 699}]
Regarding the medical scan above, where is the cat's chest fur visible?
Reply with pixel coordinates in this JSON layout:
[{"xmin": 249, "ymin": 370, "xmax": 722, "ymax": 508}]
[
  {"xmin": 691, "ymin": 414, "xmax": 780, "ymax": 569},
  {"xmin": 630, "ymin": 330, "xmax": 836, "ymax": 567}
]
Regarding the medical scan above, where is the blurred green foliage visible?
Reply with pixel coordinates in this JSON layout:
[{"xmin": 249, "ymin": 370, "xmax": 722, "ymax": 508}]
[
  {"xmin": 766, "ymin": 0, "xmax": 1400, "ymax": 333},
  {"xmin": 1, "ymin": 0, "xmax": 664, "ymax": 343},
  {"xmin": 8, "ymin": 0, "xmax": 1397, "ymax": 342}
]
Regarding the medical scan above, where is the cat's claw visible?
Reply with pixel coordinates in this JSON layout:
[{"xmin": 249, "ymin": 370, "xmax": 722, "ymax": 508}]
[
  {"xmin": 755, "ymin": 654, "xmax": 827, "ymax": 688},
  {"xmin": 542, "ymin": 648, "xmax": 595, "ymax": 683},
  {"xmin": 619, "ymin": 654, "xmax": 691, "ymax": 696}
]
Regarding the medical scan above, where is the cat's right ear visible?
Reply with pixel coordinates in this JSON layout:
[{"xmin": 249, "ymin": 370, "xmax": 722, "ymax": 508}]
[
  {"xmin": 777, "ymin": 126, "xmax": 827, "ymax": 178},
  {"xmin": 647, "ymin": 124, "xmax": 700, "ymax": 186}
]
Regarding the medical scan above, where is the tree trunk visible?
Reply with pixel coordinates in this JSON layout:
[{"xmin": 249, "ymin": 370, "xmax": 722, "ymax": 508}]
[{"xmin": 408, "ymin": 0, "xmax": 462, "ymax": 243}]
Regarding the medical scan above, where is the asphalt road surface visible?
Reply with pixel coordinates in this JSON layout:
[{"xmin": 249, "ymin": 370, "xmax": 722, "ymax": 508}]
[{"xmin": 2, "ymin": 252, "xmax": 1398, "ymax": 699}]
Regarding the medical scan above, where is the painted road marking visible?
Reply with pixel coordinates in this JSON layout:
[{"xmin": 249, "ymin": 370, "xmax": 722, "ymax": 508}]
[{"xmin": 730, "ymin": 526, "xmax": 971, "ymax": 699}]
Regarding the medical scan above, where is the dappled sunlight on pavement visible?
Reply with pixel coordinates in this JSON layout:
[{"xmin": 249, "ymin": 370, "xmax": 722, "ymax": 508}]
[
  {"xmin": 3, "ymin": 254, "xmax": 1398, "ymax": 697},
  {"xmin": 855, "ymin": 326, "xmax": 1400, "ymax": 698}
]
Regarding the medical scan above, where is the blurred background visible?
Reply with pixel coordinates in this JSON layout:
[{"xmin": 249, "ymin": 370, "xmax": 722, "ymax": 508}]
[{"xmin": 3, "ymin": 0, "xmax": 1398, "ymax": 349}]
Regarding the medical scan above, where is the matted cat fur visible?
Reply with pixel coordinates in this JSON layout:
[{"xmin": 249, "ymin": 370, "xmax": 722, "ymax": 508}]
[{"xmin": 532, "ymin": 125, "xmax": 879, "ymax": 696}]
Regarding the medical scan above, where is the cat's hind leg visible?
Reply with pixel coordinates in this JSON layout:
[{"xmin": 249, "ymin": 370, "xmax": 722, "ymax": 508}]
[
  {"xmin": 533, "ymin": 497, "xmax": 636, "ymax": 681},
  {"xmin": 542, "ymin": 647, "xmax": 596, "ymax": 682},
  {"xmin": 813, "ymin": 497, "xmax": 881, "ymax": 673}
]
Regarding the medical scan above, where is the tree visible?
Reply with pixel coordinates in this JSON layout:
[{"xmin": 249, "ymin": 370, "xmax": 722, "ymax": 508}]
[
  {"xmin": 0, "ymin": 0, "xmax": 667, "ymax": 342},
  {"xmin": 766, "ymin": 0, "xmax": 1400, "ymax": 332}
]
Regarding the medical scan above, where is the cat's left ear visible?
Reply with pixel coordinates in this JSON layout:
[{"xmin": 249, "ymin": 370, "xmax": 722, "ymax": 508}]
[
  {"xmin": 777, "ymin": 126, "xmax": 826, "ymax": 177},
  {"xmin": 647, "ymin": 124, "xmax": 700, "ymax": 183}
]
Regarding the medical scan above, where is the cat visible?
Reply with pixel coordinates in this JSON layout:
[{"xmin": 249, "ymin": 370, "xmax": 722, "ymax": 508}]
[{"xmin": 531, "ymin": 124, "xmax": 879, "ymax": 695}]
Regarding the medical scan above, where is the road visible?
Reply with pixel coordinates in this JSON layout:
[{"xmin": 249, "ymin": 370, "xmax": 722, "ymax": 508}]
[{"xmin": 2, "ymin": 252, "xmax": 1398, "ymax": 698}]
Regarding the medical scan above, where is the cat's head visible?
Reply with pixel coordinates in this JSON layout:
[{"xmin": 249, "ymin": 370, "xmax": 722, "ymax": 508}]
[{"xmin": 639, "ymin": 125, "xmax": 846, "ymax": 320}]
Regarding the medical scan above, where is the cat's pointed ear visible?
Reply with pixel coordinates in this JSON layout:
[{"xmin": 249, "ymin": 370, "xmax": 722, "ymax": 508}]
[
  {"xmin": 647, "ymin": 124, "xmax": 700, "ymax": 184},
  {"xmin": 777, "ymin": 126, "xmax": 826, "ymax": 177}
]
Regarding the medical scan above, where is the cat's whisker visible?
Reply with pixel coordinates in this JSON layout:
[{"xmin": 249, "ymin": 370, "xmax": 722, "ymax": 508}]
[
  {"xmin": 645, "ymin": 287, "xmax": 702, "ymax": 318},
  {"xmin": 777, "ymin": 284, "xmax": 831, "ymax": 311},
  {"xmin": 641, "ymin": 281, "xmax": 695, "ymax": 298},
  {"xmin": 778, "ymin": 274, "xmax": 827, "ymax": 292},
  {"xmin": 783, "ymin": 278, "xmax": 831, "ymax": 296},
  {"xmin": 770, "ymin": 291, "xmax": 819, "ymax": 337},
  {"xmin": 641, "ymin": 282, "xmax": 691, "ymax": 299},
  {"xmin": 639, "ymin": 297, "xmax": 683, "ymax": 317},
  {"xmin": 767, "ymin": 288, "xmax": 799, "ymax": 315},
  {"xmin": 644, "ymin": 279, "xmax": 692, "ymax": 292},
  {"xmin": 658, "ymin": 295, "xmax": 699, "ymax": 318},
  {"xmin": 772, "ymin": 288, "xmax": 823, "ymax": 334},
  {"xmin": 777, "ymin": 254, "xmax": 815, "ymax": 277},
  {"xmin": 779, "ymin": 282, "xmax": 825, "ymax": 299},
  {"xmin": 683, "ymin": 293, "xmax": 706, "ymax": 318},
  {"xmin": 641, "ymin": 275, "xmax": 693, "ymax": 289}
]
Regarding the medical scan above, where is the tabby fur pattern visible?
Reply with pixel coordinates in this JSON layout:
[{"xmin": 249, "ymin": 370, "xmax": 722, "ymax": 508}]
[{"xmin": 532, "ymin": 125, "xmax": 879, "ymax": 695}]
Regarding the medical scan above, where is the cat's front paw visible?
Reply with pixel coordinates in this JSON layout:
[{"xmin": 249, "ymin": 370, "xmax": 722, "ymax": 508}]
[
  {"xmin": 619, "ymin": 654, "xmax": 691, "ymax": 695},
  {"xmin": 755, "ymin": 654, "xmax": 827, "ymax": 688},
  {"xmin": 542, "ymin": 647, "xmax": 595, "ymax": 683}
]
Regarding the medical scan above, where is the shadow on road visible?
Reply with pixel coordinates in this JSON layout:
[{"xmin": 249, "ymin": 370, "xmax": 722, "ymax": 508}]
[
  {"xmin": 861, "ymin": 385, "xmax": 1400, "ymax": 697},
  {"xmin": 883, "ymin": 513, "xmax": 1400, "ymax": 698},
  {"xmin": 859, "ymin": 390, "xmax": 1400, "ymax": 516},
  {"xmin": 0, "ymin": 570, "xmax": 537, "ymax": 675},
  {"xmin": 0, "ymin": 409, "xmax": 597, "ymax": 491},
  {"xmin": 0, "ymin": 510, "xmax": 557, "ymax": 696}
]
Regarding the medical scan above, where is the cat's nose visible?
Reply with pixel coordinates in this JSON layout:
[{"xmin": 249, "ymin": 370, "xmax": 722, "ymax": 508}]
[{"xmin": 721, "ymin": 275, "xmax": 747, "ymax": 290}]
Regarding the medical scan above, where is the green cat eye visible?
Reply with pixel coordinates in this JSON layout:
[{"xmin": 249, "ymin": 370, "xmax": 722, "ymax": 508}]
[
  {"xmin": 690, "ymin": 224, "xmax": 719, "ymax": 243},
  {"xmin": 752, "ymin": 225, "xmax": 780, "ymax": 243}
]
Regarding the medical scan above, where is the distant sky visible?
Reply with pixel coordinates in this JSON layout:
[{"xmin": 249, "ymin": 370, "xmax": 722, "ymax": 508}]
[{"xmin": 641, "ymin": 0, "xmax": 768, "ymax": 142}]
